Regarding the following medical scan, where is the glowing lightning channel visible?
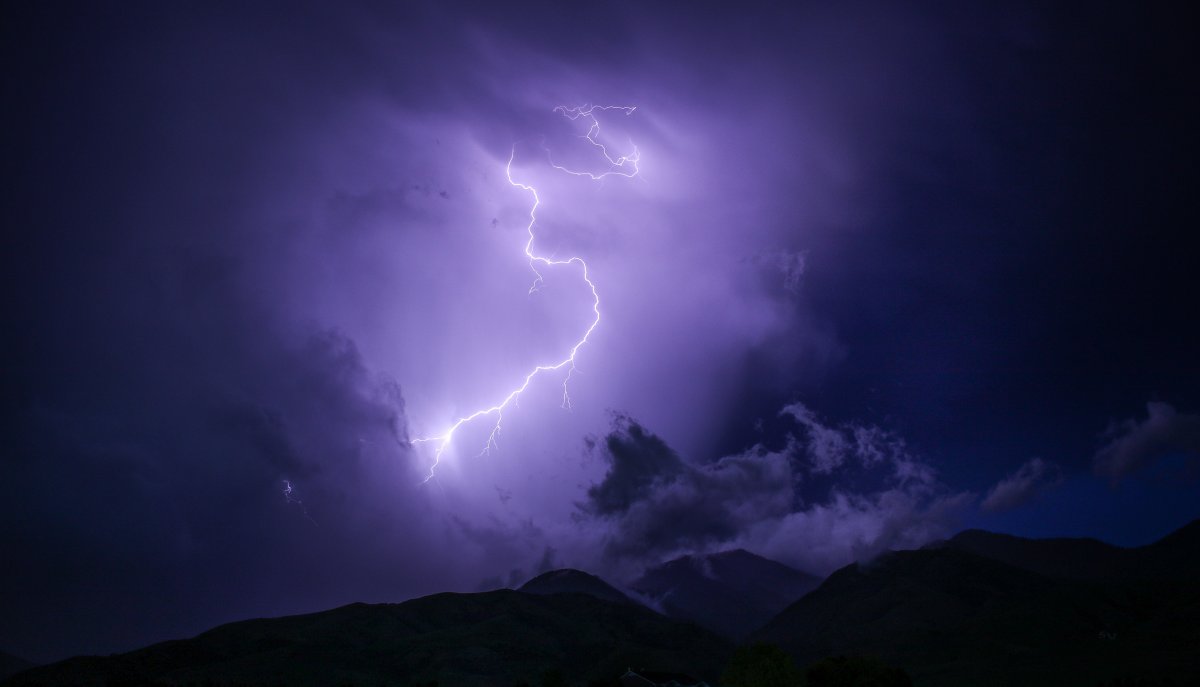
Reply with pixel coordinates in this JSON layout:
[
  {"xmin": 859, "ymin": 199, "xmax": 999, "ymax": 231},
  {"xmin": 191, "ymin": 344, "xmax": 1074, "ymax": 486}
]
[
  {"xmin": 548, "ymin": 105, "xmax": 640, "ymax": 180},
  {"xmin": 282, "ymin": 479, "xmax": 318, "ymax": 526},
  {"xmin": 412, "ymin": 105, "xmax": 640, "ymax": 482}
]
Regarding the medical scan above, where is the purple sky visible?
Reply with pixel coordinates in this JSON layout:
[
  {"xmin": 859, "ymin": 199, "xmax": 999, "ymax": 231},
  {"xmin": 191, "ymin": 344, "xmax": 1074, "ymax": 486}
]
[{"xmin": 3, "ymin": 1, "xmax": 1198, "ymax": 663}]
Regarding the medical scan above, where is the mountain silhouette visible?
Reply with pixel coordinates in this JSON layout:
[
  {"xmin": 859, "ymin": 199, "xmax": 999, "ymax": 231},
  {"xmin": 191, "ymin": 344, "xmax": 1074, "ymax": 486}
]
[
  {"xmin": 8, "ymin": 521, "xmax": 1199, "ymax": 686},
  {"xmin": 755, "ymin": 522, "xmax": 1200, "ymax": 686},
  {"xmin": 931, "ymin": 518, "xmax": 1200, "ymax": 582},
  {"xmin": 632, "ymin": 548, "xmax": 820, "ymax": 639},
  {"xmin": 0, "ymin": 653, "xmax": 33, "ymax": 683},
  {"xmin": 5, "ymin": 591, "xmax": 730, "ymax": 686},
  {"xmin": 518, "ymin": 568, "xmax": 636, "ymax": 605}
]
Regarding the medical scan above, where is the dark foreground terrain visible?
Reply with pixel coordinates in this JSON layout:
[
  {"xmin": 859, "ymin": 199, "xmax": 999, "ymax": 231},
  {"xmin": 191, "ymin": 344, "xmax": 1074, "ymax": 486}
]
[
  {"xmin": 756, "ymin": 546, "xmax": 1200, "ymax": 686},
  {"xmin": 7, "ymin": 520, "xmax": 1199, "ymax": 686},
  {"xmin": 0, "ymin": 654, "xmax": 34, "ymax": 683},
  {"xmin": 5, "ymin": 590, "xmax": 729, "ymax": 687}
]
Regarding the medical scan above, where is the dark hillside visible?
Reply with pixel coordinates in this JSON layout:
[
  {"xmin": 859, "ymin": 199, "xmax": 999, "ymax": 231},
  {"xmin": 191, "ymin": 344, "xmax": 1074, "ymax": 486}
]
[
  {"xmin": 753, "ymin": 547, "xmax": 1200, "ymax": 686},
  {"xmin": 6, "ymin": 590, "xmax": 731, "ymax": 687},
  {"xmin": 633, "ymin": 549, "xmax": 820, "ymax": 639},
  {"xmin": 518, "ymin": 568, "xmax": 636, "ymax": 606}
]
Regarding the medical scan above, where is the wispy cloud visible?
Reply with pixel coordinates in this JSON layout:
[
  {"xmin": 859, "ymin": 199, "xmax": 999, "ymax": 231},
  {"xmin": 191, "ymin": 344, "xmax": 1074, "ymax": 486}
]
[
  {"xmin": 579, "ymin": 404, "xmax": 971, "ymax": 575},
  {"xmin": 1094, "ymin": 402, "xmax": 1200, "ymax": 480},
  {"xmin": 980, "ymin": 457, "xmax": 1063, "ymax": 512}
]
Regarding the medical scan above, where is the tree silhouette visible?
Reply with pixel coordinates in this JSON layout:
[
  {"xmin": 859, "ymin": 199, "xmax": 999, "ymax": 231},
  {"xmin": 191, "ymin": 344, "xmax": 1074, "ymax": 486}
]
[
  {"xmin": 722, "ymin": 643, "xmax": 803, "ymax": 687},
  {"xmin": 805, "ymin": 655, "xmax": 912, "ymax": 687}
]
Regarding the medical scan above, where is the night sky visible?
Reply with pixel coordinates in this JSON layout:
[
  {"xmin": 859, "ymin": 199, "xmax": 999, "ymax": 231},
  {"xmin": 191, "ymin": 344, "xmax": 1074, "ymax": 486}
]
[{"xmin": 3, "ymin": 1, "xmax": 1198, "ymax": 664}]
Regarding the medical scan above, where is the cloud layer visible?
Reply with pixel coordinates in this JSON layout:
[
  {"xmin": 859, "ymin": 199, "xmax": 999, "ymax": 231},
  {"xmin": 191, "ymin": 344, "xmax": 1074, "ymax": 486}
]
[
  {"xmin": 981, "ymin": 457, "xmax": 1063, "ymax": 513},
  {"xmin": 579, "ymin": 404, "xmax": 972, "ymax": 576},
  {"xmin": 1094, "ymin": 402, "xmax": 1200, "ymax": 480}
]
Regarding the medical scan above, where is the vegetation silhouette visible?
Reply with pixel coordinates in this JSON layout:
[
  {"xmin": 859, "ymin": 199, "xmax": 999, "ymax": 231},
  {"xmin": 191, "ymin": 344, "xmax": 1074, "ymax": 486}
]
[
  {"xmin": 805, "ymin": 656, "xmax": 912, "ymax": 687},
  {"xmin": 721, "ymin": 643, "xmax": 802, "ymax": 687}
]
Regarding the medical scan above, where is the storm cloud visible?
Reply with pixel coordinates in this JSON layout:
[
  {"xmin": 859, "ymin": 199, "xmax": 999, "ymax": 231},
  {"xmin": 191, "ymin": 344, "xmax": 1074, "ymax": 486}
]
[
  {"xmin": 579, "ymin": 405, "xmax": 971, "ymax": 575},
  {"xmin": 5, "ymin": 0, "xmax": 1196, "ymax": 664}
]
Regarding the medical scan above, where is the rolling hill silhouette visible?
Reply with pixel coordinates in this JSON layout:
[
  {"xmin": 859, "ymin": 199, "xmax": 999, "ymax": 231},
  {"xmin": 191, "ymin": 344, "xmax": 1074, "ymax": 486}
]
[
  {"xmin": 5, "ymin": 590, "xmax": 730, "ymax": 686},
  {"xmin": 518, "ymin": 568, "xmax": 636, "ymax": 606},
  {"xmin": 0, "ymin": 653, "xmax": 33, "ymax": 683},
  {"xmin": 755, "ymin": 520, "xmax": 1200, "ymax": 686},
  {"xmin": 7, "ymin": 520, "xmax": 1198, "ymax": 686},
  {"xmin": 934, "ymin": 518, "xmax": 1200, "ymax": 582}
]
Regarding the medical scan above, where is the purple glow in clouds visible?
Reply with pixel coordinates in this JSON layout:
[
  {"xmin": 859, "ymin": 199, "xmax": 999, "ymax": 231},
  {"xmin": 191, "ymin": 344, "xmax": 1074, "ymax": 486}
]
[{"xmin": 412, "ymin": 105, "xmax": 641, "ymax": 481}]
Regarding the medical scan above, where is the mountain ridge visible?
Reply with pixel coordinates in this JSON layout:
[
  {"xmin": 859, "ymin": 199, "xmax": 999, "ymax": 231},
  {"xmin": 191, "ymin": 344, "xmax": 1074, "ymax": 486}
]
[
  {"xmin": 754, "ymin": 537, "xmax": 1200, "ymax": 686},
  {"xmin": 8, "ymin": 520, "xmax": 1198, "ymax": 686},
  {"xmin": 517, "ymin": 568, "xmax": 636, "ymax": 606},
  {"xmin": 4, "ymin": 590, "xmax": 731, "ymax": 686},
  {"xmin": 0, "ymin": 653, "xmax": 34, "ymax": 683},
  {"xmin": 930, "ymin": 518, "xmax": 1200, "ymax": 582},
  {"xmin": 632, "ymin": 548, "xmax": 820, "ymax": 640}
]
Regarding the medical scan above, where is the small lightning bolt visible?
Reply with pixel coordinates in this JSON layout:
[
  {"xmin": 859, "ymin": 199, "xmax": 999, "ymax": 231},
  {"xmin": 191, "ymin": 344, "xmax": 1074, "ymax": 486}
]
[
  {"xmin": 413, "ymin": 104, "xmax": 640, "ymax": 482},
  {"xmin": 282, "ymin": 479, "xmax": 318, "ymax": 526}
]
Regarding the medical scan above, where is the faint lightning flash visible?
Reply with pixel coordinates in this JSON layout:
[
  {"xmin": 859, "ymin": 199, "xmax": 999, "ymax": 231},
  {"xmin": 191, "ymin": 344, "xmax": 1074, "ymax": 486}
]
[
  {"xmin": 282, "ymin": 479, "xmax": 318, "ymax": 525},
  {"xmin": 413, "ymin": 105, "xmax": 640, "ymax": 482}
]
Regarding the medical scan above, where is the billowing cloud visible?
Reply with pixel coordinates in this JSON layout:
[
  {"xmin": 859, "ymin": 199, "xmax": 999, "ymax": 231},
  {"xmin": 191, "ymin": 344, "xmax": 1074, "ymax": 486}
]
[
  {"xmin": 579, "ymin": 415, "xmax": 795, "ymax": 561},
  {"xmin": 980, "ymin": 457, "xmax": 1063, "ymax": 512},
  {"xmin": 1094, "ymin": 402, "xmax": 1200, "ymax": 480},
  {"xmin": 746, "ymin": 488, "xmax": 975, "ymax": 575},
  {"xmin": 583, "ymin": 417, "xmax": 688, "ymax": 517},
  {"xmin": 579, "ymin": 405, "xmax": 971, "ymax": 575},
  {"xmin": 781, "ymin": 403, "xmax": 933, "ymax": 483}
]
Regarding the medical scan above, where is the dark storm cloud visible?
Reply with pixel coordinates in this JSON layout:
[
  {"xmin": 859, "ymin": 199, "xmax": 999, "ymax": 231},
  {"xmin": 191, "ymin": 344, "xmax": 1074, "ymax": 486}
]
[
  {"xmin": 580, "ymin": 407, "xmax": 970, "ymax": 574},
  {"xmin": 0, "ymin": 313, "xmax": 435, "ymax": 660},
  {"xmin": 583, "ymin": 415, "xmax": 686, "ymax": 516},
  {"xmin": 980, "ymin": 457, "xmax": 1063, "ymax": 513},
  {"xmin": 1093, "ymin": 402, "xmax": 1200, "ymax": 480},
  {"xmin": 580, "ymin": 415, "xmax": 791, "ymax": 559}
]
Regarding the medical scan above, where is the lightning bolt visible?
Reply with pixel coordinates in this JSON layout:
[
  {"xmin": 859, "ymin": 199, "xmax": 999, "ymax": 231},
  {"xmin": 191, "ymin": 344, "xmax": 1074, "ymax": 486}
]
[
  {"xmin": 548, "ymin": 105, "xmax": 640, "ymax": 180},
  {"xmin": 412, "ymin": 105, "xmax": 639, "ymax": 482},
  {"xmin": 282, "ymin": 479, "xmax": 318, "ymax": 525}
]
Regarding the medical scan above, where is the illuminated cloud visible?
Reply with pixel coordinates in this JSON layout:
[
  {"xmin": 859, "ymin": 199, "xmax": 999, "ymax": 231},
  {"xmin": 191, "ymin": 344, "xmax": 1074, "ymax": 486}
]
[
  {"xmin": 411, "ymin": 105, "xmax": 638, "ymax": 480},
  {"xmin": 579, "ymin": 406, "xmax": 970, "ymax": 575},
  {"xmin": 1094, "ymin": 402, "xmax": 1200, "ymax": 480},
  {"xmin": 980, "ymin": 457, "xmax": 1063, "ymax": 513}
]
